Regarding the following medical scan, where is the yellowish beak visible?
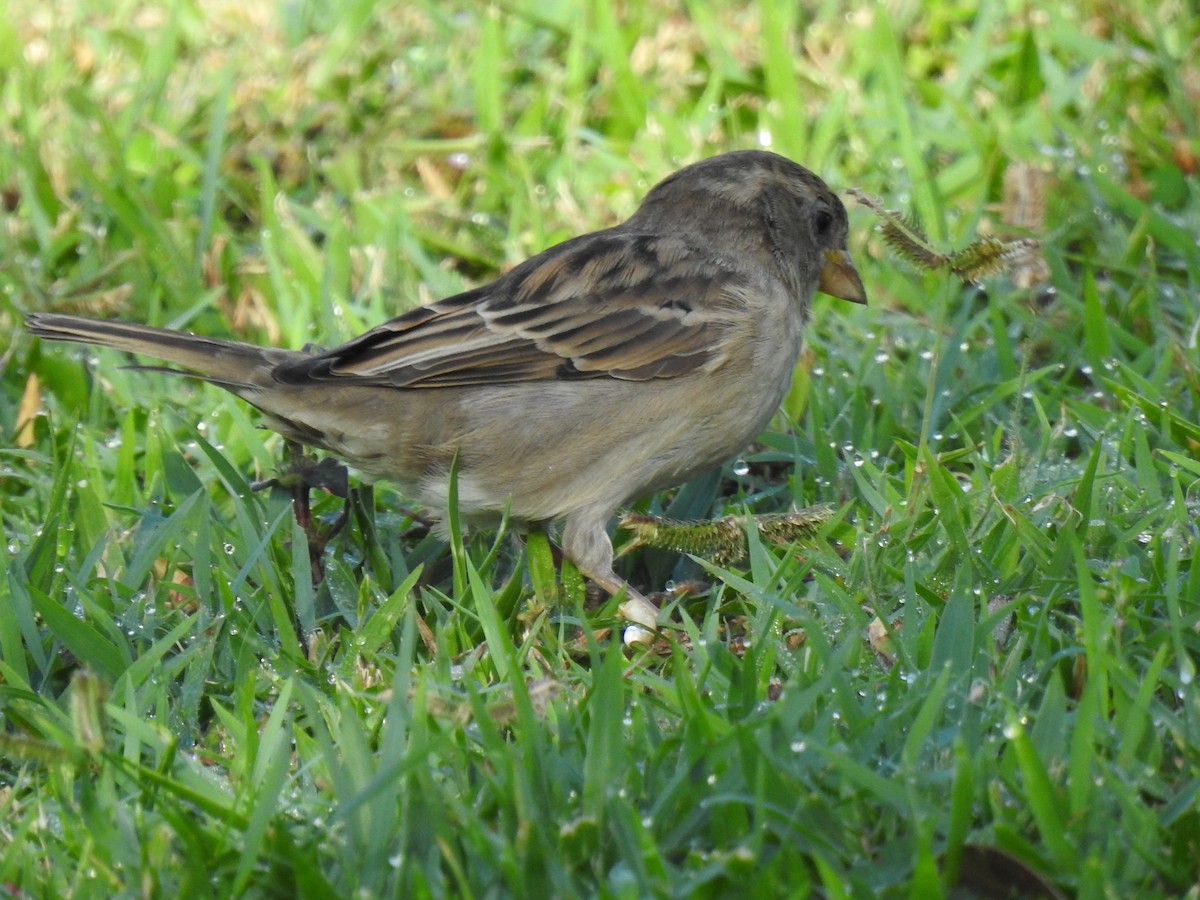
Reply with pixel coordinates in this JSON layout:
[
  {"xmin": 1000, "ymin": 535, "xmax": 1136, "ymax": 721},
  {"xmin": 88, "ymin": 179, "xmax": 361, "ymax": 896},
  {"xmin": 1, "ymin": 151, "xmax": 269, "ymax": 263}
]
[{"xmin": 818, "ymin": 249, "xmax": 867, "ymax": 304}]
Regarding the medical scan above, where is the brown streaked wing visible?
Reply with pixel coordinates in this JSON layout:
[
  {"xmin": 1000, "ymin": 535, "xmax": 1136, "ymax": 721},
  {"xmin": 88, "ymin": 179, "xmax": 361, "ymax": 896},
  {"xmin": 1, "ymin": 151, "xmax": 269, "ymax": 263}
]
[{"xmin": 281, "ymin": 232, "xmax": 740, "ymax": 388}]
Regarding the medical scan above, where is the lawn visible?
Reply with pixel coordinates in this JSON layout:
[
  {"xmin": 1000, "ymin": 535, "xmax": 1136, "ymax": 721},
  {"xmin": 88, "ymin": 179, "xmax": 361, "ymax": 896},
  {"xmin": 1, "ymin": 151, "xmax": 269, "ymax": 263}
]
[{"xmin": 2, "ymin": 1, "xmax": 1198, "ymax": 896}]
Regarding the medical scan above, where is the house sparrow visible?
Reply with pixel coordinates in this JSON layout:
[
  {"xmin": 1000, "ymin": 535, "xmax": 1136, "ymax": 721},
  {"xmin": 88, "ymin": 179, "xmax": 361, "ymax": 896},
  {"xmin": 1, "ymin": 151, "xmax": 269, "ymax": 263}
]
[{"xmin": 26, "ymin": 149, "xmax": 866, "ymax": 631}]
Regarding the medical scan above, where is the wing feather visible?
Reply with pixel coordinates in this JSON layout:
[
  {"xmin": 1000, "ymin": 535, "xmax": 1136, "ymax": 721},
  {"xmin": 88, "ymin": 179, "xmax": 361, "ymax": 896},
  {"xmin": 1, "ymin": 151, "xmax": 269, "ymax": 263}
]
[{"xmin": 275, "ymin": 232, "xmax": 744, "ymax": 388}]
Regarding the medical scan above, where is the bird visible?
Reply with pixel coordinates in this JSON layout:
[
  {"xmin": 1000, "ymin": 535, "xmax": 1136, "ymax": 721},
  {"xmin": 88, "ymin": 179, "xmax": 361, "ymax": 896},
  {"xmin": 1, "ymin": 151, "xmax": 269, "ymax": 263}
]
[{"xmin": 26, "ymin": 149, "xmax": 866, "ymax": 631}]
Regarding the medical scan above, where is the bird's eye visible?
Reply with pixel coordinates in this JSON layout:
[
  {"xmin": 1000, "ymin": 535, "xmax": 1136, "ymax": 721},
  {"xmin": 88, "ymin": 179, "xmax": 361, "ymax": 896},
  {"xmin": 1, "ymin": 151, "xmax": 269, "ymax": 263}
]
[{"xmin": 814, "ymin": 208, "xmax": 833, "ymax": 237}]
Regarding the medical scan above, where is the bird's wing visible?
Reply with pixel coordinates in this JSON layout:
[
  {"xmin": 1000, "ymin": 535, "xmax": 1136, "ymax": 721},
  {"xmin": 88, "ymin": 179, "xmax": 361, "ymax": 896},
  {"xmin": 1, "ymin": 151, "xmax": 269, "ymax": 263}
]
[{"xmin": 278, "ymin": 231, "xmax": 745, "ymax": 387}]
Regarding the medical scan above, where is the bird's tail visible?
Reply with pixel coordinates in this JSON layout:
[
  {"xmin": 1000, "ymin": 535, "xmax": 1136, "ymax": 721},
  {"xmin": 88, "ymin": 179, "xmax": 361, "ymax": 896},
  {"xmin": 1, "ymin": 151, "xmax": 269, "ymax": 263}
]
[{"xmin": 25, "ymin": 313, "xmax": 295, "ymax": 388}]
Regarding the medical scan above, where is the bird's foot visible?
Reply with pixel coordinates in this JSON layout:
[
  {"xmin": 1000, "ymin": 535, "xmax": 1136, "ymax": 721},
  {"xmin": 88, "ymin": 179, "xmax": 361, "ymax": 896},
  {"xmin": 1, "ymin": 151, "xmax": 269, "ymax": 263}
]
[{"xmin": 251, "ymin": 442, "xmax": 352, "ymax": 584}]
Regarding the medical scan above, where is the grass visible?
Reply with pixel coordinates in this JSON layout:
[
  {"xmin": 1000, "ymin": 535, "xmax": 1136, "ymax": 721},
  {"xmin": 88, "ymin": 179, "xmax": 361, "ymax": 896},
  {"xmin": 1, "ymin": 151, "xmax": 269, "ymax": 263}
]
[{"xmin": 2, "ymin": 0, "xmax": 1199, "ymax": 896}]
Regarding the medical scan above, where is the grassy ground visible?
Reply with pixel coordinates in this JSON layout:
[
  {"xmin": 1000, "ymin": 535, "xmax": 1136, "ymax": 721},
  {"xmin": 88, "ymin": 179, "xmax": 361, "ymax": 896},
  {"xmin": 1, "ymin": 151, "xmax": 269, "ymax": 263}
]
[{"xmin": 2, "ymin": 1, "xmax": 1198, "ymax": 896}]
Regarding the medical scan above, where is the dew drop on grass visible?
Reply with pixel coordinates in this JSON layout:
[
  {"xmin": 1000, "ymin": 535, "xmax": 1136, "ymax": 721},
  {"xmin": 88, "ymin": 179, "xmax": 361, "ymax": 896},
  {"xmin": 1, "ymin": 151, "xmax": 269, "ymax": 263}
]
[
  {"xmin": 1001, "ymin": 719, "xmax": 1024, "ymax": 740},
  {"xmin": 732, "ymin": 459, "xmax": 749, "ymax": 476}
]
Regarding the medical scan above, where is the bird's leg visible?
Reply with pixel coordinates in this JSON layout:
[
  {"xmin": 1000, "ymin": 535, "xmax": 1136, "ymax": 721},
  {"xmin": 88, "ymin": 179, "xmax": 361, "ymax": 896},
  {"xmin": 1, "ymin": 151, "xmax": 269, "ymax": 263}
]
[
  {"xmin": 251, "ymin": 441, "xmax": 352, "ymax": 585},
  {"xmin": 562, "ymin": 510, "xmax": 660, "ymax": 631}
]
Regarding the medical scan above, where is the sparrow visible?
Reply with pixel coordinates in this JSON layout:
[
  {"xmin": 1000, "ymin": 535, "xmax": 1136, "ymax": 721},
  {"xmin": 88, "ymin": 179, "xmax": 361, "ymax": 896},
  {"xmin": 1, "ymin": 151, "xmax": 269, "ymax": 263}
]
[{"xmin": 26, "ymin": 149, "xmax": 866, "ymax": 631}]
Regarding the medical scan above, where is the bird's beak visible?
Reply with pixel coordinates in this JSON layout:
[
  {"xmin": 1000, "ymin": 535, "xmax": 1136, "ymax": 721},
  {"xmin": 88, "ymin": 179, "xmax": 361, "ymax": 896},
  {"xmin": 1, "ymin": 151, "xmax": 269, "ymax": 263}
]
[{"xmin": 818, "ymin": 249, "xmax": 867, "ymax": 304}]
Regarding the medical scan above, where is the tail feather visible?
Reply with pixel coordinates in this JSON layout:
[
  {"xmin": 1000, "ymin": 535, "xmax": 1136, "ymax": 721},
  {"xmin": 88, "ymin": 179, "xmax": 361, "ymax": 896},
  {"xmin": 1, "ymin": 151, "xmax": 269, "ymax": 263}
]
[{"xmin": 25, "ymin": 313, "xmax": 296, "ymax": 388}]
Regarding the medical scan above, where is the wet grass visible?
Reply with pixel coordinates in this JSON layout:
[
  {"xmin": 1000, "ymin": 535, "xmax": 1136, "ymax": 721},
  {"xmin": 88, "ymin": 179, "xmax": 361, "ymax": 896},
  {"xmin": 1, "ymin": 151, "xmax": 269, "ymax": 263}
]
[{"xmin": 2, "ymin": 1, "xmax": 1198, "ymax": 896}]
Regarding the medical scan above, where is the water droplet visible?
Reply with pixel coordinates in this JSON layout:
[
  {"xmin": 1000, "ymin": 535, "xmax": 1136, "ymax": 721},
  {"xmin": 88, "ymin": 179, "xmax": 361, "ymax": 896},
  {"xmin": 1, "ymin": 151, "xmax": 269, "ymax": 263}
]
[
  {"xmin": 1181, "ymin": 657, "xmax": 1195, "ymax": 686},
  {"xmin": 732, "ymin": 459, "xmax": 750, "ymax": 476}
]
